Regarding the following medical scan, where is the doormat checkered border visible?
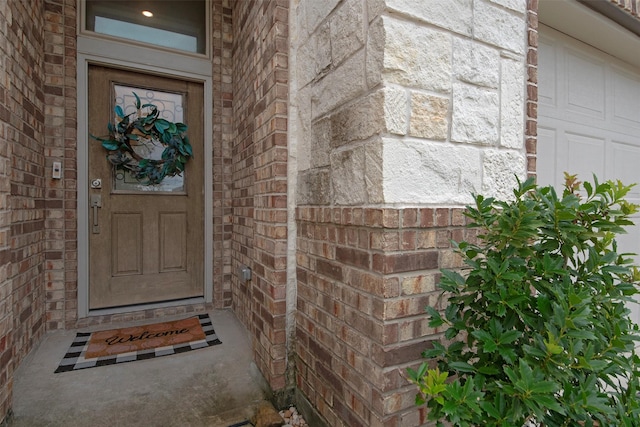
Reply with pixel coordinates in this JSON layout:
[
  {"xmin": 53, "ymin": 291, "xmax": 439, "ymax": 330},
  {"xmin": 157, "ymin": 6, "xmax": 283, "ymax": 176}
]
[{"xmin": 54, "ymin": 314, "xmax": 221, "ymax": 373}]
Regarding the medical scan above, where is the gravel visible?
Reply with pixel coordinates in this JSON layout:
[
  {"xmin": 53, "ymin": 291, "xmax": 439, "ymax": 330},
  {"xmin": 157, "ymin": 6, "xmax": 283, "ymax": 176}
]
[{"xmin": 279, "ymin": 406, "xmax": 308, "ymax": 427}]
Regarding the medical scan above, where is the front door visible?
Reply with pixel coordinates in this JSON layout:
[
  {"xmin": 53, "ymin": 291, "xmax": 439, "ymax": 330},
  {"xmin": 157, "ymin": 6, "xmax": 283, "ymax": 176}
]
[{"xmin": 88, "ymin": 65, "xmax": 204, "ymax": 310}]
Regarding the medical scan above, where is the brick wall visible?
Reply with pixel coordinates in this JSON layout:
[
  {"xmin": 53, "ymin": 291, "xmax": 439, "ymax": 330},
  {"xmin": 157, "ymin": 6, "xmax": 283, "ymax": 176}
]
[
  {"xmin": 231, "ymin": 0, "xmax": 257, "ymax": 345},
  {"xmin": 0, "ymin": 0, "xmax": 47, "ymax": 423},
  {"xmin": 296, "ymin": 207, "xmax": 477, "ymax": 426},
  {"xmin": 43, "ymin": 0, "xmax": 77, "ymax": 330},
  {"xmin": 232, "ymin": 0, "xmax": 290, "ymax": 391},
  {"xmin": 212, "ymin": 0, "xmax": 234, "ymax": 308},
  {"xmin": 0, "ymin": 1, "xmax": 13, "ymax": 418}
]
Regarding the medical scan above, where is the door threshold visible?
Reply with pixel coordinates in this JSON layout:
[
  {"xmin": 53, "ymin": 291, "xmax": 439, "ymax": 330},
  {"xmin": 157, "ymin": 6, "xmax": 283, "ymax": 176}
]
[{"xmin": 86, "ymin": 297, "xmax": 207, "ymax": 317}]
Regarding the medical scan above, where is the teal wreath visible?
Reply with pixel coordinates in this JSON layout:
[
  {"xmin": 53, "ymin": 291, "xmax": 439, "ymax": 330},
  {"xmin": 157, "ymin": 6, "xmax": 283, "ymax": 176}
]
[{"xmin": 91, "ymin": 92, "xmax": 192, "ymax": 185}]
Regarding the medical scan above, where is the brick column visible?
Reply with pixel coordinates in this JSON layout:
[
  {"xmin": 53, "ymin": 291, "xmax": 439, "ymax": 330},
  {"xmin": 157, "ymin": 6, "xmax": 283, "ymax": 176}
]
[
  {"xmin": 232, "ymin": 0, "xmax": 290, "ymax": 391},
  {"xmin": 43, "ymin": 0, "xmax": 78, "ymax": 330},
  {"xmin": 296, "ymin": 207, "xmax": 477, "ymax": 425}
]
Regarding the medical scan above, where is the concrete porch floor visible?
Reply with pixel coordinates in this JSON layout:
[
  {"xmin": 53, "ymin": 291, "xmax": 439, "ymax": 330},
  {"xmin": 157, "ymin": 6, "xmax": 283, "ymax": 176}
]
[{"xmin": 8, "ymin": 309, "xmax": 270, "ymax": 427}]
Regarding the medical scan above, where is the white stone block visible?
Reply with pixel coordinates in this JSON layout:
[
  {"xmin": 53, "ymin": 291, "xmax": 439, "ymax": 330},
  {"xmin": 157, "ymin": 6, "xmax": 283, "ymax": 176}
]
[
  {"xmin": 453, "ymin": 39, "xmax": 499, "ymax": 89},
  {"xmin": 382, "ymin": 137, "xmax": 482, "ymax": 204},
  {"xmin": 304, "ymin": 0, "xmax": 341, "ymax": 35},
  {"xmin": 382, "ymin": 16, "xmax": 452, "ymax": 93},
  {"xmin": 386, "ymin": 0, "xmax": 473, "ymax": 36},
  {"xmin": 487, "ymin": 0, "xmax": 527, "ymax": 14},
  {"xmin": 482, "ymin": 149, "xmax": 527, "ymax": 200},
  {"xmin": 331, "ymin": 90, "xmax": 384, "ymax": 146},
  {"xmin": 474, "ymin": 0, "xmax": 527, "ymax": 55},
  {"xmin": 296, "ymin": 85, "xmax": 313, "ymax": 171},
  {"xmin": 330, "ymin": 0, "xmax": 365, "ymax": 66},
  {"xmin": 296, "ymin": 23, "xmax": 331, "ymax": 89},
  {"xmin": 366, "ymin": 17, "xmax": 384, "ymax": 89},
  {"xmin": 311, "ymin": 117, "xmax": 331, "ymax": 168},
  {"xmin": 409, "ymin": 92, "xmax": 449, "ymax": 140},
  {"xmin": 451, "ymin": 83, "xmax": 499, "ymax": 145},
  {"xmin": 312, "ymin": 50, "xmax": 366, "ymax": 118},
  {"xmin": 500, "ymin": 57, "xmax": 526, "ymax": 149},
  {"xmin": 384, "ymin": 87, "xmax": 408, "ymax": 136},
  {"xmin": 367, "ymin": 0, "xmax": 386, "ymax": 22},
  {"xmin": 365, "ymin": 139, "xmax": 384, "ymax": 204},
  {"xmin": 331, "ymin": 146, "xmax": 366, "ymax": 205}
]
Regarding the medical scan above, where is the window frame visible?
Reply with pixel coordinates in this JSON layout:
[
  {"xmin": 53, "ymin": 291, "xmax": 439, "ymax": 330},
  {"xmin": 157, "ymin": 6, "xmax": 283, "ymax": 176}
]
[{"xmin": 79, "ymin": 0, "xmax": 211, "ymax": 60}]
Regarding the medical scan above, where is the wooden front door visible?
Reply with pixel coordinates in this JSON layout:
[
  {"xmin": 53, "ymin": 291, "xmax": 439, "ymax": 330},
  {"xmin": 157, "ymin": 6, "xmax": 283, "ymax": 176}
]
[{"xmin": 88, "ymin": 65, "xmax": 204, "ymax": 310}]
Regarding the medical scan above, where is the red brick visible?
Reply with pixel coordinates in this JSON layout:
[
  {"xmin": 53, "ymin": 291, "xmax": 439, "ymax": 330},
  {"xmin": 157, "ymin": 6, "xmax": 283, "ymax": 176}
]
[
  {"xmin": 336, "ymin": 246, "xmax": 370, "ymax": 269},
  {"xmin": 316, "ymin": 259, "xmax": 343, "ymax": 281},
  {"xmin": 402, "ymin": 208, "xmax": 418, "ymax": 227},
  {"xmin": 372, "ymin": 251, "xmax": 438, "ymax": 274}
]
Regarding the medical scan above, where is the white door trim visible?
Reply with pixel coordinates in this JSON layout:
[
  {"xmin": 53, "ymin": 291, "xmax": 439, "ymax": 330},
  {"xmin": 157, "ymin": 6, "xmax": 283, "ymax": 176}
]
[{"xmin": 77, "ymin": 47, "xmax": 214, "ymax": 317}]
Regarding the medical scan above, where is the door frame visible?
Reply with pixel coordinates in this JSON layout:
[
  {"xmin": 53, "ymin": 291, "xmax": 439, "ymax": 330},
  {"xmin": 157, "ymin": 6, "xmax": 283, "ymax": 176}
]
[{"xmin": 77, "ymin": 43, "xmax": 214, "ymax": 317}]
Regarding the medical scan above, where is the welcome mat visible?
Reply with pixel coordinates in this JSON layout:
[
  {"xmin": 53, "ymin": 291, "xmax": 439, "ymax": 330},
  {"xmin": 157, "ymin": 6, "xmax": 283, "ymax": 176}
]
[{"xmin": 55, "ymin": 314, "xmax": 221, "ymax": 373}]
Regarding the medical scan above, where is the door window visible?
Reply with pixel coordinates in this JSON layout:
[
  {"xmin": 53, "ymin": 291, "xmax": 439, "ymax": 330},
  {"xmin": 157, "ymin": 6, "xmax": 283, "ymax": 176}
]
[{"xmin": 112, "ymin": 85, "xmax": 186, "ymax": 193}]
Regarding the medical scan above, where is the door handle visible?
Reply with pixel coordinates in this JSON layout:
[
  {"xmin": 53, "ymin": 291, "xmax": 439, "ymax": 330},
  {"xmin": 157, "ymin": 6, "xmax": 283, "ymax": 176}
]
[{"xmin": 91, "ymin": 194, "xmax": 102, "ymax": 234}]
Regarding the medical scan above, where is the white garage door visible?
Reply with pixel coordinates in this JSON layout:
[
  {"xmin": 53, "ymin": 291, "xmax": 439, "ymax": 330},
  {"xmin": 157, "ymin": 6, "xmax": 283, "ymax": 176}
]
[{"xmin": 537, "ymin": 24, "xmax": 640, "ymax": 324}]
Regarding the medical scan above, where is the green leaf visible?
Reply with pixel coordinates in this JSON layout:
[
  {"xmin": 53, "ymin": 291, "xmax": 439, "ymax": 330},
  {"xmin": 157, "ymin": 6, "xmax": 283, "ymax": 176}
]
[
  {"xmin": 584, "ymin": 181, "xmax": 593, "ymax": 197},
  {"xmin": 154, "ymin": 119, "xmax": 170, "ymax": 133},
  {"xmin": 529, "ymin": 381, "xmax": 558, "ymax": 394},
  {"xmin": 114, "ymin": 105, "xmax": 124, "ymax": 118},
  {"xmin": 182, "ymin": 141, "xmax": 193, "ymax": 156},
  {"xmin": 422, "ymin": 341, "xmax": 446, "ymax": 359},
  {"xmin": 529, "ymin": 394, "xmax": 565, "ymax": 415},
  {"xmin": 477, "ymin": 366, "xmax": 500, "ymax": 375},
  {"xmin": 425, "ymin": 306, "xmax": 443, "ymax": 327},
  {"xmin": 133, "ymin": 92, "xmax": 141, "ymax": 109},
  {"xmin": 448, "ymin": 361, "xmax": 475, "ymax": 373},
  {"xmin": 101, "ymin": 140, "xmax": 119, "ymax": 151},
  {"xmin": 499, "ymin": 330, "xmax": 521, "ymax": 345},
  {"xmin": 479, "ymin": 401, "xmax": 501, "ymax": 419}
]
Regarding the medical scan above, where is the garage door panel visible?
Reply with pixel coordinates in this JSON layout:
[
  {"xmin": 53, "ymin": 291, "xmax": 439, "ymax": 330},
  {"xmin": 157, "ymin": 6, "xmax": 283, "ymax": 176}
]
[
  {"xmin": 612, "ymin": 67, "xmax": 640, "ymax": 127},
  {"xmin": 566, "ymin": 48, "xmax": 606, "ymax": 119},
  {"xmin": 610, "ymin": 141, "xmax": 640, "ymax": 194},
  {"xmin": 537, "ymin": 126, "xmax": 558, "ymax": 187},
  {"xmin": 539, "ymin": 25, "xmax": 640, "ymax": 328},
  {"xmin": 566, "ymin": 132, "xmax": 606, "ymax": 180},
  {"xmin": 538, "ymin": 37, "xmax": 558, "ymax": 107}
]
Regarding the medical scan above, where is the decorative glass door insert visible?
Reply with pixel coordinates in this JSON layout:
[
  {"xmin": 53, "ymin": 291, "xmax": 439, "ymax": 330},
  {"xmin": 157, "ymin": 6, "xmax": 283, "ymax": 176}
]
[{"xmin": 113, "ymin": 86, "xmax": 186, "ymax": 193}]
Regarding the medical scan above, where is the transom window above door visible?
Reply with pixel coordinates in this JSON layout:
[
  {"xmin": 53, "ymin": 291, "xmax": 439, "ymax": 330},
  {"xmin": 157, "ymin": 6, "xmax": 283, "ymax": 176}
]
[{"xmin": 84, "ymin": 0, "xmax": 207, "ymax": 55}]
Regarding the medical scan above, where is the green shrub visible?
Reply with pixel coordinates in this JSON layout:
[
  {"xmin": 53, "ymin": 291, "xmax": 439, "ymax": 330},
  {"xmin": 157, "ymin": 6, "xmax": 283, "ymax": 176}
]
[{"xmin": 408, "ymin": 175, "xmax": 640, "ymax": 426}]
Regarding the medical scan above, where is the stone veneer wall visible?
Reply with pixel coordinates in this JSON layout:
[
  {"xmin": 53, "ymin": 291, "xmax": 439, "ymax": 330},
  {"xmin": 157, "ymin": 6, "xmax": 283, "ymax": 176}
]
[
  {"xmin": 292, "ymin": 0, "xmax": 529, "ymax": 425},
  {"xmin": 232, "ymin": 0, "xmax": 290, "ymax": 391},
  {"xmin": 0, "ymin": 0, "xmax": 47, "ymax": 423}
]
